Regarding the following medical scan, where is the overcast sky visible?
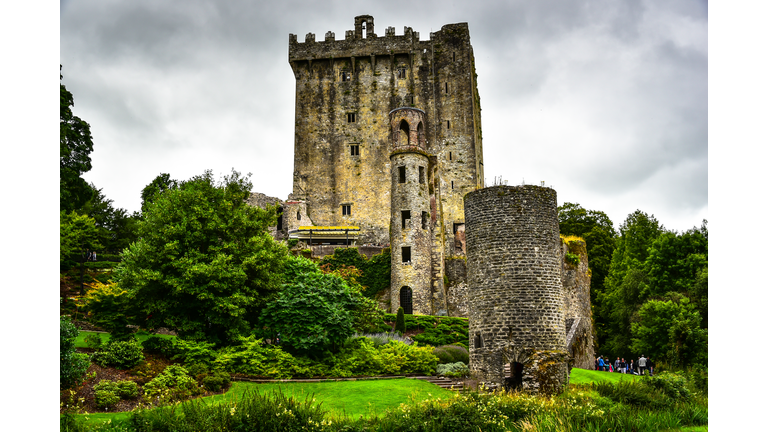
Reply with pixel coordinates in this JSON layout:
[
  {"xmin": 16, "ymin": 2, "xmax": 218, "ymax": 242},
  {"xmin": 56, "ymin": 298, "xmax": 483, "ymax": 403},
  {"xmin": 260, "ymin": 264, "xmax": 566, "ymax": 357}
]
[{"xmin": 60, "ymin": 0, "xmax": 708, "ymax": 232}]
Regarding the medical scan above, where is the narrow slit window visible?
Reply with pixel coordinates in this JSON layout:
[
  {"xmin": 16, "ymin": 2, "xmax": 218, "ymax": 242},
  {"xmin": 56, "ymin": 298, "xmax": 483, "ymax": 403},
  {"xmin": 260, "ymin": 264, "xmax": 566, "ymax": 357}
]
[
  {"xmin": 397, "ymin": 67, "xmax": 407, "ymax": 79},
  {"xmin": 350, "ymin": 144, "xmax": 360, "ymax": 156},
  {"xmin": 398, "ymin": 166, "xmax": 406, "ymax": 183},
  {"xmin": 347, "ymin": 113, "xmax": 356, "ymax": 123},
  {"xmin": 402, "ymin": 246, "xmax": 411, "ymax": 263},
  {"xmin": 401, "ymin": 210, "xmax": 411, "ymax": 230},
  {"xmin": 342, "ymin": 204, "xmax": 351, "ymax": 216},
  {"xmin": 419, "ymin": 166, "xmax": 425, "ymax": 184},
  {"xmin": 453, "ymin": 52, "xmax": 456, "ymax": 61},
  {"xmin": 449, "ymin": 151, "xmax": 452, "ymax": 161},
  {"xmin": 421, "ymin": 211, "xmax": 428, "ymax": 230},
  {"xmin": 445, "ymin": 82, "xmax": 449, "ymax": 93},
  {"xmin": 451, "ymin": 181, "xmax": 454, "ymax": 190},
  {"xmin": 446, "ymin": 120, "xmax": 451, "ymax": 129}
]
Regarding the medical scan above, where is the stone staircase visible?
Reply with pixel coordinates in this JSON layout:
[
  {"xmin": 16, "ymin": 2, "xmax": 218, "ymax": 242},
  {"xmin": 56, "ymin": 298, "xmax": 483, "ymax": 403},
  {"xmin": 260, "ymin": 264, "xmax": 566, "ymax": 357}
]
[{"xmin": 412, "ymin": 375, "xmax": 465, "ymax": 391}]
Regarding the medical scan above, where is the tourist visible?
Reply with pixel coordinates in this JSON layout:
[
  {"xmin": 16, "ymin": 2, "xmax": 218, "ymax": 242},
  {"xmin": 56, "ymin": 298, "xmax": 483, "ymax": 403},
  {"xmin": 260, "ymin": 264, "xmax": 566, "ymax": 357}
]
[
  {"xmin": 648, "ymin": 357, "xmax": 654, "ymax": 376},
  {"xmin": 638, "ymin": 354, "xmax": 647, "ymax": 375},
  {"xmin": 598, "ymin": 356, "xmax": 605, "ymax": 371},
  {"xmin": 620, "ymin": 358, "xmax": 626, "ymax": 374},
  {"xmin": 614, "ymin": 357, "xmax": 621, "ymax": 373},
  {"xmin": 629, "ymin": 359, "xmax": 635, "ymax": 375}
]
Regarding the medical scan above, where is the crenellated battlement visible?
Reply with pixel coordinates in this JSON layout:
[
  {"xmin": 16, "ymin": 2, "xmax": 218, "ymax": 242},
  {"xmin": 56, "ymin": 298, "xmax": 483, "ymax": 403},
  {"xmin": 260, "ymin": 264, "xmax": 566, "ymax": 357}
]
[{"xmin": 288, "ymin": 15, "xmax": 468, "ymax": 62}]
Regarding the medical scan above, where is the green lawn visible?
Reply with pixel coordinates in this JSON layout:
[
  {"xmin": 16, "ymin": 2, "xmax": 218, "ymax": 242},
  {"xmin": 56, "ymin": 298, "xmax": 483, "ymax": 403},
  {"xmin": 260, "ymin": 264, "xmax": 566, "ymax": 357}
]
[
  {"xmin": 74, "ymin": 331, "xmax": 175, "ymax": 348},
  {"xmin": 76, "ymin": 378, "xmax": 454, "ymax": 426},
  {"xmin": 569, "ymin": 367, "xmax": 642, "ymax": 385}
]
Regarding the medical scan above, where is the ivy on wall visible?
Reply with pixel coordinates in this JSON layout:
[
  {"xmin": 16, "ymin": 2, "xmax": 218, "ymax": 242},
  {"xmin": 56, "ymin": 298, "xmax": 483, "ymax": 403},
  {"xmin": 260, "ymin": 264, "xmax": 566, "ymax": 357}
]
[{"xmin": 319, "ymin": 247, "xmax": 391, "ymax": 298}]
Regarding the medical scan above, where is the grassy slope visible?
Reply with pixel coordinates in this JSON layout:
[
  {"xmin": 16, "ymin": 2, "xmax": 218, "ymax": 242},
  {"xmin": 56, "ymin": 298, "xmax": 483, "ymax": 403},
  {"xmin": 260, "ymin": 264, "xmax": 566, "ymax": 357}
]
[{"xmin": 568, "ymin": 367, "xmax": 642, "ymax": 385}]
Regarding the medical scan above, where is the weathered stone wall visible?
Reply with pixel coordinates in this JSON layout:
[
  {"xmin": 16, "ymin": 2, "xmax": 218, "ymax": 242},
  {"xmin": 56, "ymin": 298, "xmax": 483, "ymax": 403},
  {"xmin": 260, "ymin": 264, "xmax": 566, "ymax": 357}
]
[
  {"xmin": 289, "ymin": 16, "xmax": 483, "ymax": 255},
  {"xmin": 246, "ymin": 192, "xmax": 284, "ymax": 238},
  {"xmin": 560, "ymin": 238, "xmax": 595, "ymax": 369},
  {"xmin": 444, "ymin": 257, "xmax": 468, "ymax": 317},
  {"xmin": 465, "ymin": 185, "xmax": 569, "ymax": 395}
]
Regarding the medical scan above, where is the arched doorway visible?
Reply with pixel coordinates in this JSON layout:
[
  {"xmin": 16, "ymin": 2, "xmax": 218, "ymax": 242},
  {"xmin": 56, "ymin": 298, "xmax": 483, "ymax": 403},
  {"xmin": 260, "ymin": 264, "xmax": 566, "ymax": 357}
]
[{"xmin": 399, "ymin": 286, "xmax": 413, "ymax": 314}]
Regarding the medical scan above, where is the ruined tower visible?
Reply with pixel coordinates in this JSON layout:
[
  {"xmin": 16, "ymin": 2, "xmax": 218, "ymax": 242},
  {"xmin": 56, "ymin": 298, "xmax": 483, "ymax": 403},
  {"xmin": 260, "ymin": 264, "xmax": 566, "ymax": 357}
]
[{"xmin": 464, "ymin": 185, "xmax": 570, "ymax": 395}]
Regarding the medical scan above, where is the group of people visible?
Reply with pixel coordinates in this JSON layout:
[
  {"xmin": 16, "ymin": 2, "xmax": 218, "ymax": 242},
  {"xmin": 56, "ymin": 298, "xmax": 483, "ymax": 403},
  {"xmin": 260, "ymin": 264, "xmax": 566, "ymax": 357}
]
[{"xmin": 595, "ymin": 354, "xmax": 654, "ymax": 376}]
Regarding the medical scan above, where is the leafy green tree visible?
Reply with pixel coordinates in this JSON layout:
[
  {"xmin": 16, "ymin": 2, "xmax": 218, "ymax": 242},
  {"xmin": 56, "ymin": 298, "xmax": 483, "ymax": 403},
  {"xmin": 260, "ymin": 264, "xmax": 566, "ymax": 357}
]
[
  {"xmin": 60, "ymin": 67, "xmax": 95, "ymax": 213},
  {"xmin": 258, "ymin": 255, "xmax": 376, "ymax": 357},
  {"xmin": 60, "ymin": 210, "xmax": 101, "ymax": 265},
  {"xmin": 631, "ymin": 296, "xmax": 707, "ymax": 368},
  {"xmin": 141, "ymin": 173, "xmax": 179, "ymax": 215},
  {"xmin": 61, "ymin": 315, "xmax": 90, "ymax": 389},
  {"xmin": 81, "ymin": 184, "xmax": 140, "ymax": 252},
  {"xmin": 115, "ymin": 170, "xmax": 288, "ymax": 345},
  {"xmin": 645, "ymin": 222, "xmax": 708, "ymax": 299},
  {"xmin": 558, "ymin": 203, "xmax": 618, "ymax": 350}
]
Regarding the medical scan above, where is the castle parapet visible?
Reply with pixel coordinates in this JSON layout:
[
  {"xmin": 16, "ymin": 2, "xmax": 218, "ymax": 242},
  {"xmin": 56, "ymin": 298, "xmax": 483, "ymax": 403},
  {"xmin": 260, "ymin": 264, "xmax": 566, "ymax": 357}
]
[{"xmin": 288, "ymin": 15, "xmax": 468, "ymax": 62}]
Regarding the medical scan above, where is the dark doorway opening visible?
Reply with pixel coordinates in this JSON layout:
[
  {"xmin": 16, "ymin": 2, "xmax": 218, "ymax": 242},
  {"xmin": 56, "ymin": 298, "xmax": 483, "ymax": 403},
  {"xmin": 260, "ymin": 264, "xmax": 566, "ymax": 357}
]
[
  {"xmin": 504, "ymin": 362, "xmax": 524, "ymax": 391},
  {"xmin": 400, "ymin": 286, "xmax": 413, "ymax": 314}
]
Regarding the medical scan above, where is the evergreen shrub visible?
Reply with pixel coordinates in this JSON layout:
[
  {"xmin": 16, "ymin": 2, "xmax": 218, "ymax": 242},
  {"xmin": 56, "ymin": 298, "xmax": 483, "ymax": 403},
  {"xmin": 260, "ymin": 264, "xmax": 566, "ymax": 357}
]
[
  {"xmin": 202, "ymin": 371, "xmax": 232, "ymax": 392},
  {"xmin": 91, "ymin": 338, "xmax": 144, "ymax": 369},
  {"xmin": 143, "ymin": 365, "xmax": 199, "ymax": 401},
  {"xmin": 436, "ymin": 361, "xmax": 469, "ymax": 378},
  {"xmin": 395, "ymin": 307, "xmax": 405, "ymax": 333},
  {"xmin": 60, "ymin": 316, "xmax": 90, "ymax": 389},
  {"xmin": 433, "ymin": 344, "xmax": 469, "ymax": 364}
]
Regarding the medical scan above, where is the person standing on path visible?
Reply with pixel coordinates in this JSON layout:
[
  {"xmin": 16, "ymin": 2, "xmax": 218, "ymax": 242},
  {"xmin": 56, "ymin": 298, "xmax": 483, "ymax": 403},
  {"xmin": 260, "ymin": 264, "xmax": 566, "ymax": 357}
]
[
  {"xmin": 620, "ymin": 358, "xmax": 626, "ymax": 374},
  {"xmin": 598, "ymin": 356, "xmax": 606, "ymax": 371},
  {"xmin": 629, "ymin": 359, "xmax": 635, "ymax": 375},
  {"xmin": 638, "ymin": 355, "xmax": 647, "ymax": 375},
  {"xmin": 648, "ymin": 357, "xmax": 654, "ymax": 376},
  {"xmin": 614, "ymin": 357, "xmax": 621, "ymax": 373}
]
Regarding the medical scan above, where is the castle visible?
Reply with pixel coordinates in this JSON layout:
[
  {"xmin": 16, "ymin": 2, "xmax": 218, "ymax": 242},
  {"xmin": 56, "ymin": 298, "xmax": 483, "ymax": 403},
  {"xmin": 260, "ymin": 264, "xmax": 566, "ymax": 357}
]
[{"xmin": 248, "ymin": 16, "xmax": 594, "ymax": 392}]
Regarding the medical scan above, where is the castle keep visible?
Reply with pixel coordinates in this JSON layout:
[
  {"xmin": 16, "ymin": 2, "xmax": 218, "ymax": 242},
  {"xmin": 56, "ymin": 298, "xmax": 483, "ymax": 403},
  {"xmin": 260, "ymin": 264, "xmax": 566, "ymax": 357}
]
[{"xmin": 285, "ymin": 15, "xmax": 483, "ymax": 315}]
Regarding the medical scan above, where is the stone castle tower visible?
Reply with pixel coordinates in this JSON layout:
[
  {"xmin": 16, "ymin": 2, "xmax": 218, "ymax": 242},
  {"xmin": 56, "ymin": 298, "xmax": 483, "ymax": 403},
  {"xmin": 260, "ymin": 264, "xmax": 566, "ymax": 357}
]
[
  {"xmin": 286, "ymin": 15, "xmax": 484, "ymax": 315},
  {"xmin": 465, "ymin": 185, "xmax": 570, "ymax": 394}
]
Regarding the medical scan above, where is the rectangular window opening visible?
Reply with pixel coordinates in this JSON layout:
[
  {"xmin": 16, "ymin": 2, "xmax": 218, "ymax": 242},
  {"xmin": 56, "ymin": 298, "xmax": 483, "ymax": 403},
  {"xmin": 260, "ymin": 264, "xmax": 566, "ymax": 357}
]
[
  {"xmin": 347, "ymin": 113, "xmax": 356, "ymax": 123},
  {"xmin": 342, "ymin": 204, "xmax": 351, "ymax": 216},
  {"xmin": 453, "ymin": 52, "xmax": 456, "ymax": 62},
  {"xmin": 445, "ymin": 82, "xmax": 449, "ymax": 93},
  {"xmin": 422, "ymin": 211, "xmax": 428, "ymax": 230},
  {"xmin": 341, "ymin": 71, "xmax": 351, "ymax": 82},
  {"xmin": 446, "ymin": 120, "xmax": 451, "ymax": 129},
  {"xmin": 402, "ymin": 246, "xmax": 411, "ymax": 264},
  {"xmin": 350, "ymin": 144, "xmax": 360, "ymax": 156},
  {"xmin": 398, "ymin": 166, "xmax": 406, "ymax": 183},
  {"xmin": 451, "ymin": 181, "xmax": 454, "ymax": 190},
  {"xmin": 401, "ymin": 210, "xmax": 411, "ymax": 230},
  {"xmin": 449, "ymin": 151, "xmax": 452, "ymax": 161},
  {"xmin": 397, "ymin": 67, "xmax": 407, "ymax": 79},
  {"xmin": 418, "ymin": 166, "xmax": 425, "ymax": 184}
]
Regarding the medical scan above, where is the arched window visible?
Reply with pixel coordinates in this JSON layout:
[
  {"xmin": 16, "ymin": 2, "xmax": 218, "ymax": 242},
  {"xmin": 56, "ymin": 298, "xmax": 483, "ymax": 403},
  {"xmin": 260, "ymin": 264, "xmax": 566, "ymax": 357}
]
[
  {"xmin": 362, "ymin": 21, "xmax": 367, "ymax": 39},
  {"xmin": 400, "ymin": 286, "xmax": 413, "ymax": 314},
  {"xmin": 417, "ymin": 121, "xmax": 424, "ymax": 147},
  {"xmin": 399, "ymin": 119, "xmax": 410, "ymax": 146}
]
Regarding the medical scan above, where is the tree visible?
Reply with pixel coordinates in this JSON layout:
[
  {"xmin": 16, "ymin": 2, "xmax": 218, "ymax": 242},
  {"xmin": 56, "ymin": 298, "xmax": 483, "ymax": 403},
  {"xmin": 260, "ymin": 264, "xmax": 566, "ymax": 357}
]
[
  {"xmin": 558, "ymin": 203, "xmax": 618, "ymax": 350},
  {"xmin": 395, "ymin": 307, "xmax": 406, "ymax": 334},
  {"xmin": 61, "ymin": 315, "xmax": 90, "ymax": 389},
  {"xmin": 258, "ymin": 255, "xmax": 383, "ymax": 357},
  {"xmin": 60, "ymin": 67, "xmax": 95, "ymax": 213},
  {"xmin": 115, "ymin": 169, "xmax": 288, "ymax": 345},
  {"xmin": 60, "ymin": 210, "xmax": 101, "ymax": 266},
  {"xmin": 141, "ymin": 173, "xmax": 179, "ymax": 215},
  {"xmin": 631, "ymin": 296, "xmax": 707, "ymax": 368},
  {"xmin": 81, "ymin": 184, "xmax": 140, "ymax": 252}
]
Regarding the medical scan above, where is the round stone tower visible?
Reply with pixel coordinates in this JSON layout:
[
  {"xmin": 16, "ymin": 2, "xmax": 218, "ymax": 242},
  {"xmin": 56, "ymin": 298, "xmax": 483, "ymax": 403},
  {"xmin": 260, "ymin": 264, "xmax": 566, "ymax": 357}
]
[
  {"xmin": 389, "ymin": 108, "xmax": 432, "ymax": 315},
  {"xmin": 464, "ymin": 185, "xmax": 569, "ymax": 395}
]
